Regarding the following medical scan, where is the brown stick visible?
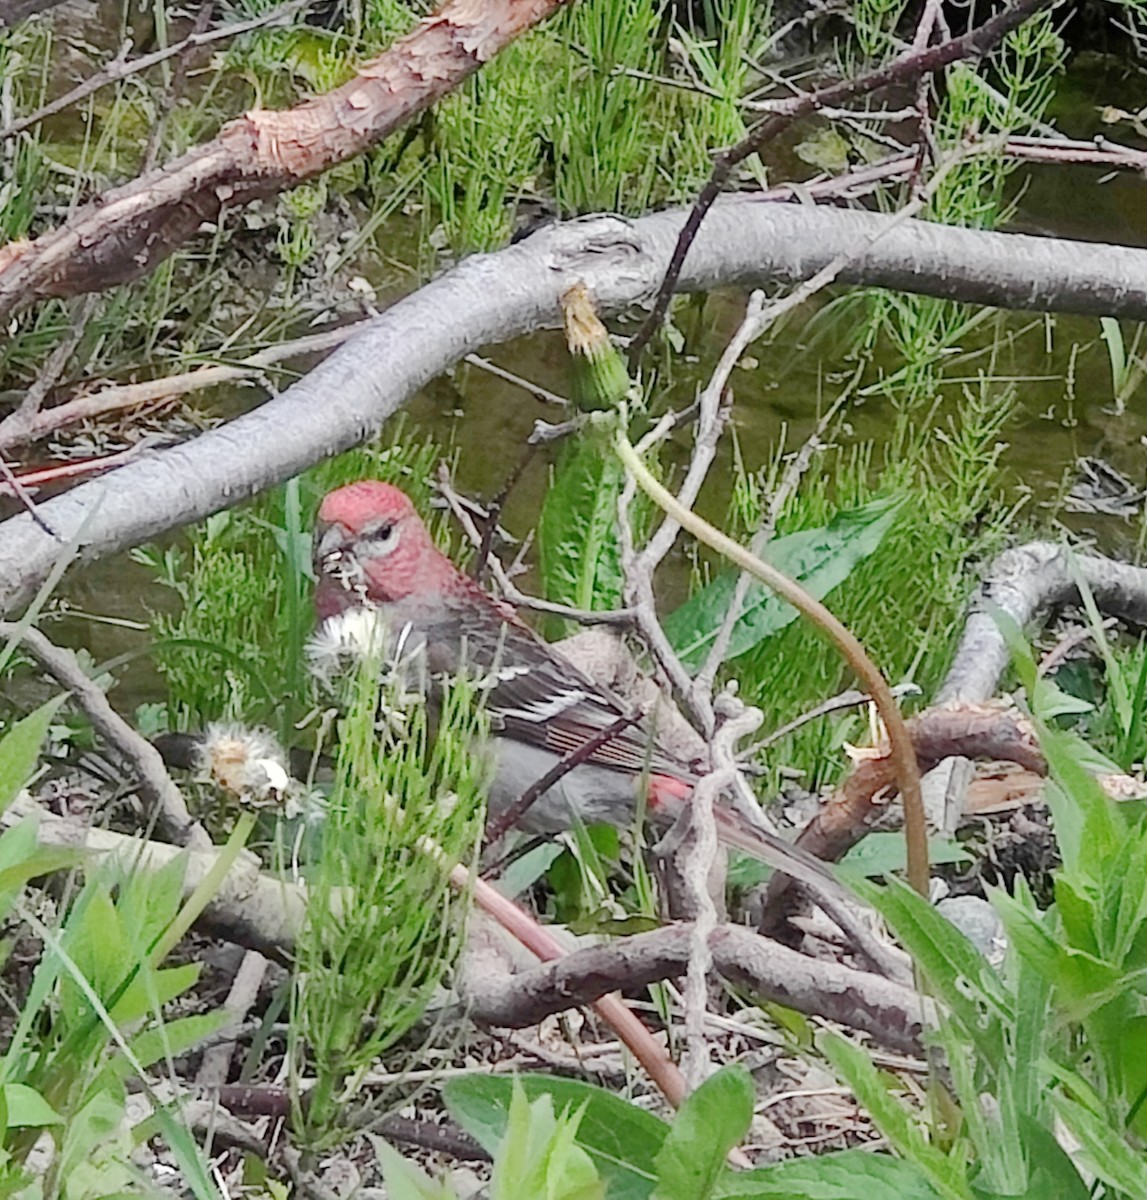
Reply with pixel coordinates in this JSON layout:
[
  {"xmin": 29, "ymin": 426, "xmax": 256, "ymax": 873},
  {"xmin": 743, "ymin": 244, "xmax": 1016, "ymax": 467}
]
[
  {"xmin": 759, "ymin": 704, "xmax": 1046, "ymax": 927},
  {"xmin": 482, "ymin": 713, "xmax": 642, "ymax": 851},
  {"xmin": 463, "ymin": 921, "xmax": 928, "ymax": 1057},
  {"xmin": 627, "ymin": 0, "xmax": 1057, "ymax": 360},
  {"xmin": 0, "ymin": 0, "xmax": 569, "ymax": 322}
]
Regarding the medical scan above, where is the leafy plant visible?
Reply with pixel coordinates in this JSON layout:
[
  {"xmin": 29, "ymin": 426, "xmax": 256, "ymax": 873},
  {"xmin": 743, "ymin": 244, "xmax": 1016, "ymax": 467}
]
[
  {"xmin": 662, "ymin": 495, "xmax": 903, "ymax": 672},
  {"xmin": 289, "ymin": 655, "xmax": 487, "ymax": 1151},
  {"xmin": 0, "ymin": 694, "xmax": 227, "ymax": 1195},
  {"xmin": 438, "ymin": 1068, "xmax": 944, "ymax": 1199}
]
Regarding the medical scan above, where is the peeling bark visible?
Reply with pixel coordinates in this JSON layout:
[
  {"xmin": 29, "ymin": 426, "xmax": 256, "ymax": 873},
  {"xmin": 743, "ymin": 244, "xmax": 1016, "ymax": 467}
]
[
  {"xmin": 0, "ymin": 0, "xmax": 567, "ymax": 318},
  {"xmin": 462, "ymin": 921, "xmax": 929, "ymax": 1056}
]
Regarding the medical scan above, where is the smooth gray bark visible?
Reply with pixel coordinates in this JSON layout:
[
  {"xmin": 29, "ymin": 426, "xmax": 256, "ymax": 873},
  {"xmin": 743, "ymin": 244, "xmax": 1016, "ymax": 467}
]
[{"xmin": 2, "ymin": 199, "xmax": 1147, "ymax": 614}]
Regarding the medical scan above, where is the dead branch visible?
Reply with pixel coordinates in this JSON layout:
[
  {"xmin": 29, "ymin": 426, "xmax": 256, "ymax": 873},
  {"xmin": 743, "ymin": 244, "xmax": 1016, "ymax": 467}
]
[
  {"xmin": 0, "ymin": 0, "xmax": 317, "ymax": 142},
  {"xmin": 0, "ymin": 622, "xmax": 209, "ymax": 849},
  {"xmin": 760, "ymin": 704, "xmax": 1047, "ymax": 925},
  {"xmin": 629, "ymin": 0, "xmax": 1057, "ymax": 357},
  {"xmin": 939, "ymin": 542, "xmax": 1147, "ymax": 705},
  {"xmin": 3, "ymin": 205, "xmax": 1147, "ymax": 616},
  {"xmin": 462, "ymin": 921, "xmax": 929, "ymax": 1057},
  {"xmin": 0, "ymin": 0, "xmax": 569, "ymax": 322}
]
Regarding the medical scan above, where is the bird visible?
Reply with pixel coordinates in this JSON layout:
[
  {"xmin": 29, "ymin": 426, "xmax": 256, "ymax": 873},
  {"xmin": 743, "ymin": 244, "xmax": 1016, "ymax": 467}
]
[{"xmin": 310, "ymin": 479, "xmax": 841, "ymax": 892}]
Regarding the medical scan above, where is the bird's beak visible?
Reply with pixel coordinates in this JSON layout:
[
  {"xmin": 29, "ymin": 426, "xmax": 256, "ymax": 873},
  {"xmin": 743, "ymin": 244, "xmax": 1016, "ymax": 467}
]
[{"xmin": 314, "ymin": 521, "xmax": 350, "ymax": 572}]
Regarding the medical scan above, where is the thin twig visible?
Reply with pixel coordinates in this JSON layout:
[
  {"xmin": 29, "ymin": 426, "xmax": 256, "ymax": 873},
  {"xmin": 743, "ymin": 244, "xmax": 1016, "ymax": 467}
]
[
  {"xmin": 0, "ymin": 622, "xmax": 208, "ymax": 849},
  {"xmin": 464, "ymin": 354, "xmax": 569, "ymax": 407},
  {"xmin": 15, "ymin": 295, "xmax": 97, "ymax": 422},
  {"xmin": 437, "ymin": 471, "xmax": 636, "ymax": 628},
  {"xmin": 628, "ymin": 0, "xmax": 1056, "ymax": 361},
  {"xmin": 693, "ymin": 388, "xmax": 849, "ymax": 701},
  {"xmin": 481, "ymin": 713, "xmax": 642, "ymax": 856},
  {"xmin": 0, "ymin": 456, "xmax": 56, "ymax": 537},
  {"xmin": 0, "ymin": 0, "xmax": 317, "ymax": 142},
  {"xmin": 613, "ymin": 435, "xmax": 928, "ymax": 897}
]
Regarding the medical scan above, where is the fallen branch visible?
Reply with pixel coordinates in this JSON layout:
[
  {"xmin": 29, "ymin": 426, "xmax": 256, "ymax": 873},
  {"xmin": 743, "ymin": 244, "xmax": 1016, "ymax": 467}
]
[
  {"xmin": 760, "ymin": 703, "xmax": 1047, "ymax": 926},
  {"xmin": 939, "ymin": 542, "xmax": 1147, "ymax": 704},
  {"xmin": 0, "ymin": 0, "xmax": 569, "ymax": 321},
  {"xmin": 4, "ymin": 204, "xmax": 1147, "ymax": 614},
  {"xmin": 462, "ymin": 921, "xmax": 928, "ymax": 1057},
  {"xmin": 629, "ymin": 0, "xmax": 1057, "ymax": 356},
  {"xmin": 0, "ymin": 622, "xmax": 208, "ymax": 849}
]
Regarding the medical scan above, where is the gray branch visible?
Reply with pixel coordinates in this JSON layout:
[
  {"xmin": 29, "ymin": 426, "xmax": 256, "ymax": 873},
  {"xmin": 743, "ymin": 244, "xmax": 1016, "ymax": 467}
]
[
  {"xmin": 3, "ymin": 200, "xmax": 1147, "ymax": 614},
  {"xmin": 938, "ymin": 542, "xmax": 1147, "ymax": 704},
  {"xmin": 463, "ymin": 920, "xmax": 928, "ymax": 1056}
]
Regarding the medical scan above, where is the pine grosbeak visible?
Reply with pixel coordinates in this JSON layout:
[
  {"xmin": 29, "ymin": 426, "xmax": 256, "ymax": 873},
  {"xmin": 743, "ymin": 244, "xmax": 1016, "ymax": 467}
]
[{"xmin": 311, "ymin": 479, "xmax": 836, "ymax": 887}]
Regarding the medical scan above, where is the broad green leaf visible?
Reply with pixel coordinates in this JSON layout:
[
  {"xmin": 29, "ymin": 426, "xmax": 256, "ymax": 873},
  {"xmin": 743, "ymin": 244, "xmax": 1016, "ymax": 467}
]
[
  {"xmin": 713, "ymin": 1149, "xmax": 942, "ymax": 1198},
  {"xmin": 653, "ymin": 1065, "xmax": 753, "ymax": 1200},
  {"xmin": 122, "ymin": 1010, "xmax": 229, "ymax": 1075},
  {"xmin": 663, "ymin": 498, "xmax": 902, "ymax": 672},
  {"xmin": 0, "ymin": 697, "xmax": 64, "ymax": 814},
  {"xmin": 2, "ymin": 1084, "xmax": 60, "ymax": 1128},
  {"xmin": 445, "ymin": 1074, "xmax": 667, "ymax": 1200},
  {"xmin": 839, "ymin": 833, "xmax": 970, "ymax": 879},
  {"xmin": 539, "ymin": 442, "xmax": 625, "ymax": 626},
  {"xmin": 373, "ymin": 1136, "xmax": 458, "ymax": 1200},
  {"xmin": 111, "ymin": 962, "xmax": 201, "ymax": 1025}
]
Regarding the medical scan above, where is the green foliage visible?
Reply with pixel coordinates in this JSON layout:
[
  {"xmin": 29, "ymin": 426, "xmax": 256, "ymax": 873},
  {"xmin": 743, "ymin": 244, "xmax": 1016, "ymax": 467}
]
[
  {"xmin": 539, "ymin": 440, "xmax": 626, "ymax": 633},
  {"xmin": 662, "ymin": 496, "xmax": 902, "ymax": 673},
  {"xmin": 439, "ymin": 1067, "xmax": 946, "ymax": 1198},
  {"xmin": 290, "ymin": 659, "xmax": 486, "ymax": 1151},
  {"xmin": 0, "ymin": 708, "xmax": 224, "ymax": 1193}
]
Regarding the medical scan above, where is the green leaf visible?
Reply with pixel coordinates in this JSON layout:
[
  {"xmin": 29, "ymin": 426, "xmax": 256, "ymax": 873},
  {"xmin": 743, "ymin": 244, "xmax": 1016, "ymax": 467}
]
[
  {"xmin": 539, "ymin": 442, "xmax": 625, "ymax": 625},
  {"xmin": 712, "ymin": 1149, "xmax": 942, "ymax": 1198},
  {"xmin": 2, "ymin": 1084, "xmax": 60, "ymax": 1128},
  {"xmin": 1052, "ymin": 1093, "xmax": 1147, "ymax": 1196},
  {"xmin": 839, "ymin": 833, "xmax": 970, "ymax": 879},
  {"xmin": 121, "ymin": 1011, "xmax": 230, "ymax": 1075},
  {"xmin": 0, "ymin": 697, "xmax": 64, "ymax": 814},
  {"xmin": 858, "ymin": 876, "xmax": 1011, "ymax": 1063},
  {"xmin": 653, "ymin": 1066, "xmax": 754, "ymax": 1200},
  {"xmin": 373, "ymin": 1136, "xmax": 458, "ymax": 1200},
  {"xmin": 820, "ymin": 1034, "xmax": 969, "ymax": 1200},
  {"xmin": 491, "ymin": 1082, "xmax": 603, "ymax": 1200},
  {"xmin": 445, "ymin": 1074, "xmax": 667, "ymax": 1200},
  {"xmin": 663, "ymin": 498, "xmax": 901, "ymax": 672}
]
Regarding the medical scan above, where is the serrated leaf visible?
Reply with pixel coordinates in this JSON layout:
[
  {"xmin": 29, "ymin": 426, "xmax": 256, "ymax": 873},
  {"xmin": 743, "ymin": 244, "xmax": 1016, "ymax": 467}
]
[
  {"xmin": 0, "ymin": 697, "xmax": 65, "ymax": 814},
  {"xmin": 653, "ymin": 1065, "xmax": 753, "ymax": 1200},
  {"xmin": 539, "ymin": 443, "xmax": 625, "ymax": 624},
  {"xmin": 663, "ymin": 498, "xmax": 902, "ymax": 672},
  {"xmin": 445, "ymin": 1074, "xmax": 667, "ymax": 1200}
]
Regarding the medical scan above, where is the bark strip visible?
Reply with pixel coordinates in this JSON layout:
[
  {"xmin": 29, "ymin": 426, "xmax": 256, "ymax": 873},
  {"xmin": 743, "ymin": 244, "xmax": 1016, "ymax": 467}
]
[{"xmin": 0, "ymin": 0, "xmax": 567, "ymax": 320}]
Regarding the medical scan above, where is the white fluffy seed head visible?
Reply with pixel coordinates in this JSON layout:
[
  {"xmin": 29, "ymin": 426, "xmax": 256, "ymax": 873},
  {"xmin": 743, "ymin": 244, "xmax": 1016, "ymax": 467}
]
[
  {"xmin": 200, "ymin": 722, "xmax": 291, "ymax": 801},
  {"xmin": 305, "ymin": 607, "xmax": 390, "ymax": 680}
]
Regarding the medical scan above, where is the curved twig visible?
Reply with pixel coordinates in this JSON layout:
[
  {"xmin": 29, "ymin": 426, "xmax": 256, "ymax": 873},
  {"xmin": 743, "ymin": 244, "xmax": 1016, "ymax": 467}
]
[{"xmin": 615, "ymin": 432, "xmax": 929, "ymax": 897}]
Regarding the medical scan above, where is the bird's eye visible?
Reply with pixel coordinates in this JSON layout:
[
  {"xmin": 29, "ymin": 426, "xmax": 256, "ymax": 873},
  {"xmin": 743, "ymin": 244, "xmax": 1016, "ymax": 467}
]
[{"xmin": 373, "ymin": 521, "xmax": 393, "ymax": 542}]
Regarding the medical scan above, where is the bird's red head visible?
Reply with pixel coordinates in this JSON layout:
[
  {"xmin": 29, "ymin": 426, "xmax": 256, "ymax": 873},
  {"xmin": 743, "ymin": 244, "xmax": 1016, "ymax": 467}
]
[{"xmin": 313, "ymin": 480, "xmax": 451, "ymax": 615}]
